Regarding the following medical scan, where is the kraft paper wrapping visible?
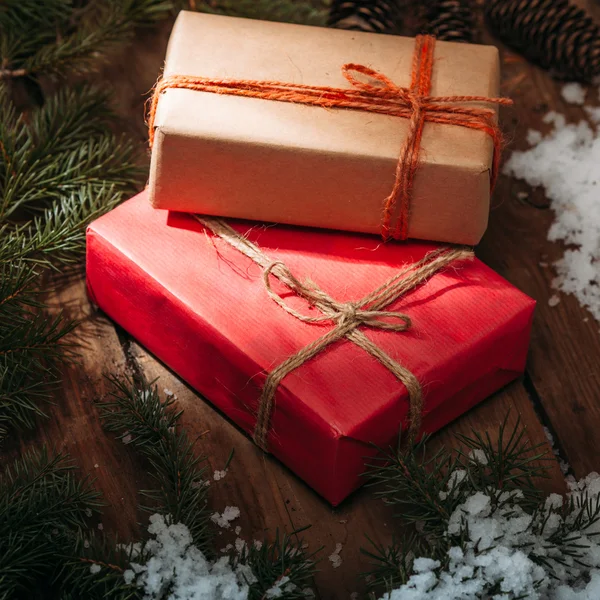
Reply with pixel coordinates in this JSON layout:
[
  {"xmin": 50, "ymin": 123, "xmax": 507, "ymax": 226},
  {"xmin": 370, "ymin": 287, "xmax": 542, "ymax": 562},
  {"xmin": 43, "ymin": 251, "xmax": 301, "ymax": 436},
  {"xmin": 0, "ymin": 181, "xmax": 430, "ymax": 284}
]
[{"xmin": 148, "ymin": 11, "xmax": 501, "ymax": 245}]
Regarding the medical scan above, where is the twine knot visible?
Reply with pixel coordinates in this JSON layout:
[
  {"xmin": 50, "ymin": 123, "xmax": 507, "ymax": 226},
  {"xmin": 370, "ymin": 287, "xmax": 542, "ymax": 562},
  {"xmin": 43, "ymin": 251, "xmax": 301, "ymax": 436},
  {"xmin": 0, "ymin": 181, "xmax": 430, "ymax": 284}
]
[
  {"xmin": 149, "ymin": 35, "xmax": 512, "ymax": 241},
  {"xmin": 263, "ymin": 261, "xmax": 412, "ymax": 334},
  {"xmin": 195, "ymin": 217, "xmax": 474, "ymax": 453}
]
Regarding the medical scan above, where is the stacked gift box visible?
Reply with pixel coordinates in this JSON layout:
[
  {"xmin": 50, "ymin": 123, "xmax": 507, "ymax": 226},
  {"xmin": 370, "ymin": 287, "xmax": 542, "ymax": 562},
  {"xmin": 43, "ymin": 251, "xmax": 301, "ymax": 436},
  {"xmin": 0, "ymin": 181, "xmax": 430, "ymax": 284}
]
[{"xmin": 86, "ymin": 11, "xmax": 534, "ymax": 505}]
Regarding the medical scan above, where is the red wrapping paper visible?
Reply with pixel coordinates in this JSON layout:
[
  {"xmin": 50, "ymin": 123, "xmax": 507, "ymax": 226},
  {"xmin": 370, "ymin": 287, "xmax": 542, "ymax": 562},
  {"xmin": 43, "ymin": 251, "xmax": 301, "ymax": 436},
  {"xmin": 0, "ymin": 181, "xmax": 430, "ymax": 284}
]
[{"xmin": 86, "ymin": 193, "xmax": 535, "ymax": 505}]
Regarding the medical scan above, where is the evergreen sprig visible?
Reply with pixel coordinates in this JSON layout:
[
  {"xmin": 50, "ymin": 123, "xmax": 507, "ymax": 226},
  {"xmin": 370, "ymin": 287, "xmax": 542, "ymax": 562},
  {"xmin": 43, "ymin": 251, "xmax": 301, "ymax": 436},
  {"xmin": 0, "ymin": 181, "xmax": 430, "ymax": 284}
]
[
  {"xmin": 0, "ymin": 80, "xmax": 139, "ymax": 439},
  {"xmin": 99, "ymin": 377, "xmax": 318, "ymax": 598},
  {"xmin": 236, "ymin": 527, "xmax": 320, "ymax": 600},
  {"xmin": 1, "ymin": 377, "xmax": 318, "ymax": 599},
  {"xmin": 366, "ymin": 416, "xmax": 547, "ymax": 539},
  {"xmin": 0, "ymin": 449, "xmax": 102, "ymax": 600},
  {"xmin": 99, "ymin": 375, "xmax": 213, "ymax": 555},
  {"xmin": 59, "ymin": 377, "xmax": 316, "ymax": 599},
  {"xmin": 363, "ymin": 418, "xmax": 600, "ymax": 598},
  {"xmin": 0, "ymin": 0, "xmax": 174, "ymax": 80},
  {"xmin": 59, "ymin": 531, "xmax": 144, "ymax": 600}
]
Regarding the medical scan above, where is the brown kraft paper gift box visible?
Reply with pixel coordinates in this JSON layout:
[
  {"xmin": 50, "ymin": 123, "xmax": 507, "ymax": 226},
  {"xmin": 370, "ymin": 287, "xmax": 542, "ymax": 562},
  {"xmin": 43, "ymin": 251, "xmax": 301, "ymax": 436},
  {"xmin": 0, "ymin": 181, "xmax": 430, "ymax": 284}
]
[{"xmin": 148, "ymin": 11, "xmax": 501, "ymax": 245}]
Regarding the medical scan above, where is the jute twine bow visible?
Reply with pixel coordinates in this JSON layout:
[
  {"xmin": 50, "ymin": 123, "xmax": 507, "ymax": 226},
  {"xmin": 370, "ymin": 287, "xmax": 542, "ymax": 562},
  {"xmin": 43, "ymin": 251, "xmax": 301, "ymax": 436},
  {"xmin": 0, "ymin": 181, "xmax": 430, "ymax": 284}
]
[
  {"xmin": 149, "ymin": 35, "xmax": 512, "ymax": 241},
  {"xmin": 195, "ymin": 214, "xmax": 474, "ymax": 451}
]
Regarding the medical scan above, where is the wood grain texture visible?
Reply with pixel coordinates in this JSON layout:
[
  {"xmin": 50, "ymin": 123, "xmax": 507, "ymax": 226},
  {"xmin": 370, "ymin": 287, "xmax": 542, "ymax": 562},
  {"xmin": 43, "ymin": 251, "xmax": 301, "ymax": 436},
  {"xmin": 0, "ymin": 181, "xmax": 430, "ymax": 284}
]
[{"xmin": 5, "ymin": 3, "xmax": 600, "ymax": 598}]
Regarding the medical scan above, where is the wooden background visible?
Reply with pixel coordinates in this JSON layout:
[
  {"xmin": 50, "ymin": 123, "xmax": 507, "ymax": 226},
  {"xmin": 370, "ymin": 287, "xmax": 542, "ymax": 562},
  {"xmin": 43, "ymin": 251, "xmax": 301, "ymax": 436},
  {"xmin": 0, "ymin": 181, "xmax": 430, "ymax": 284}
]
[{"xmin": 10, "ymin": 1, "xmax": 600, "ymax": 598}]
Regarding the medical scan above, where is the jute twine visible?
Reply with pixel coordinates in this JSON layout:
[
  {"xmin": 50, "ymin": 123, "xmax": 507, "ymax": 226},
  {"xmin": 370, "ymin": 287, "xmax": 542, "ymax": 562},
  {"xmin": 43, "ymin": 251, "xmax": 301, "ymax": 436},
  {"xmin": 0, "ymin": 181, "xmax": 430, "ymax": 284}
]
[
  {"xmin": 195, "ymin": 215, "xmax": 474, "ymax": 451},
  {"xmin": 149, "ymin": 35, "xmax": 512, "ymax": 241}
]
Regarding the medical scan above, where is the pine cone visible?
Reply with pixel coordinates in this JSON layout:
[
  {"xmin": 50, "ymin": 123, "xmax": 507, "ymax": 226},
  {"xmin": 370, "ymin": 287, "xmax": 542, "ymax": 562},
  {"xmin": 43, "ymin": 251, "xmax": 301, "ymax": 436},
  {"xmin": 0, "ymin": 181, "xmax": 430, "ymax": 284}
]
[
  {"xmin": 327, "ymin": 0, "xmax": 402, "ymax": 34},
  {"xmin": 485, "ymin": 0, "xmax": 600, "ymax": 82},
  {"xmin": 421, "ymin": 0, "xmax": 476, "ymax": 43}
]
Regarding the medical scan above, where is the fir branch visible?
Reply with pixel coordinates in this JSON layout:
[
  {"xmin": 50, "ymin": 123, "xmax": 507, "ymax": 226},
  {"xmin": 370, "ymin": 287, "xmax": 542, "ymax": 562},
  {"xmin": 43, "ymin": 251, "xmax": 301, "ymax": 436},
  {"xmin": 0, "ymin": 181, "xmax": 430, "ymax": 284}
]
[
  {"xmin": 361, "ymin": 534, "xmax": 420, "ymax": 592},
  {"xmin": 84, "ymin": 377, "xmax": 316, "ymax": 599},
  {"xmin": 0, "ymin": 361, "xmax": 54, "ymax": 439},
  {"xmin": 454, "ymin": 414, "xmax": 549, "ymax": 510},
  {"xmin": 366, "ymin": 416, "xmax": 549, "ymax": 540},
  {"xmin": 366, "ymin": 435, "xmax": 463, "ymax": 537},
  {"xmin": 0, "ymin": 449, "xmax": 102, "ymax": 600},
  {"xmin": 235, "ymin": 528, "xmax": 319, "ymax": 600},
  {"xmin": 363, "ymin": 419, "xmax": 600, "ymax": 599},
  {"xmin": 0, "ymin": 84, "xmax": 139, "ymax": 439},
  {"xmin": 0, "ymin": 0, "xmax": 175, "ymax": 80},
  {"xmin": 0, "ymin": 84, "xmax": 139, "ymax": 220},
  {"xmin": 58, "ymin": 531, "xmax": 144, "ymax": 600},
  {"xmin": 0, "ymin": 186, "xmax": 125, "ymax": 267},
  {"xmin": 0, "ymin": 311, "xmax": 77, "ymax": 436},
  {"xmin": 100, "ymin": 376, "xmax": 213, "ymax": 555},
  {"xmin": 28, "ymin": 85, "xmax": 116, "ymax": 156}
]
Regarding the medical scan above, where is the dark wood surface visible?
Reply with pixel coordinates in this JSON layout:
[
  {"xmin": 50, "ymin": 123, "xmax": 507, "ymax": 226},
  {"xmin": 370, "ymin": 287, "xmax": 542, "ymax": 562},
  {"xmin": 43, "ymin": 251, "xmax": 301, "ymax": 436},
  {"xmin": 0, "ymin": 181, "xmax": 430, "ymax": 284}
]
[{"xmin": 8, "ymin": 2, "xmax": 600, "ymax": 598}]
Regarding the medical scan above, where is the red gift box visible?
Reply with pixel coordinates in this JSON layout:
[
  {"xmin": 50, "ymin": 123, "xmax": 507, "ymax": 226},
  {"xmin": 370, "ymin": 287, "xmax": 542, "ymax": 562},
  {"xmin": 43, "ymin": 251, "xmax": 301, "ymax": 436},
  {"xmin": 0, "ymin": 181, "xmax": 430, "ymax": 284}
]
[{"xmin": 86, "ymin": 192, "xmax": 535, "ymax": 505}]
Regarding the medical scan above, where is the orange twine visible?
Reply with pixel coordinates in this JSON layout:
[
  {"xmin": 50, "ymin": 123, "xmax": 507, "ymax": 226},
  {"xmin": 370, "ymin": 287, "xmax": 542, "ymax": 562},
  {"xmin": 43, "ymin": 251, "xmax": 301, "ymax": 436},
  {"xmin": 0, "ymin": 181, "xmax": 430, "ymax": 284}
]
[{"xmin": 148, "ymin": 35, "xmax": 512, "ymax": 241}]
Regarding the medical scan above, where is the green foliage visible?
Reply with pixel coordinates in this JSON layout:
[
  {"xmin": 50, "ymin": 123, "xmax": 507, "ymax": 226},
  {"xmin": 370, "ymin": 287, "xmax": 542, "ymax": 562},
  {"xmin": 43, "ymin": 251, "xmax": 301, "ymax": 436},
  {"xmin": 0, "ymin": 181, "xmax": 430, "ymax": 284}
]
[
  {"xmin": 58, "ymin": 532, "xmax": 144, "ymax": 600},
  {"xmin": 237, "ymin": 527, "xmax": 320, "ymax": 600},
  {"xmin": 0, "ymin": 0, "xmax": 174, "ymax": 79},
  {"xmin": 0, "ymin": 378, "xmax": 318, "ymax": 599},
  {"xmin": 363, "ymin": 417, "xmax": 600, "ymax": 598},
  {"xmin": 367, "ymin": 417, "xmax": 549, "ymax": 540},
  {"xmin": 98, "ymin": 377, "xmax": 318, "ymax": 597},
  {"xmin": 0, "ymin": 81, "xmax": 139, "ymax": 440},
  {"xmin": 100, "ymin": 376, "xmax": 213, "ymax": 555},
  {"xmin": 0, "ymin": 449, "xmax": 102, "ymax": 600}
]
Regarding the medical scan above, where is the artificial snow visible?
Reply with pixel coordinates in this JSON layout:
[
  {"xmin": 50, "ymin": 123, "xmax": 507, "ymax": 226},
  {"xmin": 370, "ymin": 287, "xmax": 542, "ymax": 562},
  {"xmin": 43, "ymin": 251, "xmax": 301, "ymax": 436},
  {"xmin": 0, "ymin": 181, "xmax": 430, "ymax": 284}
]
[
  {"xmin": 264, "ymin": 575, "xmax": 297, "ymax": 598},
  {"xmin": 234, "ymin": 526, "xmax": 242, "ymax": 536},
  {"xmin": 561, "ymin": 83, "xmax": 586, "ymax": 105},
  {"xmin": 213, "ymin": 470, "xmax": 228, "ymax": 481},
  {"xmin": 123, "ymin": 514, "xmax": 254, "ymax": 599},
  {"xmin": 210, "ymin": 506, "xmax": 240, "ymax": 529},
  {"xmin": 380, "ymin": 472, "xmax": 600, "ymax": 600},
  {"xmin": 543, "ymin": 426, "xmax": 571, "ymax": 475},
  {"xmin": 468, "ymin": 449, "xmax": 488, "ymax": 465},
  {"xmin": 504, "ymin": 94, "xmax": 600, "ymax": 321},
  {"xmin": 122, "ymin": 432, "xmax": 133, "ymax": 445},
  {"xmin": 548, "ymin": 295, "xmax": 561, "ymax": 307},
  {"xmin": 328, "ymin": 543, "xmax": 343, "ymax": 569},
  {"xmin": 89, "ymin": 563, "xmax": 102, "ymax": 574}
]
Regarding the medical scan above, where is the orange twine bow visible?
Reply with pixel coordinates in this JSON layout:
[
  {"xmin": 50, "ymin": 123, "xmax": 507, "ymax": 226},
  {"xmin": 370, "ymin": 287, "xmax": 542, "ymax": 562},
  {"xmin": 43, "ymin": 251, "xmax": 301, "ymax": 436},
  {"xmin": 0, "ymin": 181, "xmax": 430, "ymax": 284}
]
[{"xmin": 148, "ymin": 35, "xmax": 512, "ymax": 241}]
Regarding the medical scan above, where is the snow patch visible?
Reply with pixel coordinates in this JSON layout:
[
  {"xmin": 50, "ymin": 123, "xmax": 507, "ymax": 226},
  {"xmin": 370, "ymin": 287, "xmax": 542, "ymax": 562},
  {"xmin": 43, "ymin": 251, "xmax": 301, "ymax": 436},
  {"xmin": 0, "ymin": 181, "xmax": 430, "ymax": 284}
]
[
  {"xmin": 123, "ymin": 514, "xmax": 255, "ymax": 599},
  {"xmin": 504, "ymin": 96, "xmax": 600, "ymax": 321},
  {"xmin": 381, "ymin": 473, "xmax": 600, "ymax": 600},
  {"xmin": 561, "ymin": 82, "xmax": 586, "ymax": 105},
  {"xmin": 211, "ymin": 506, "xmax": 240, "ymax": 529},
  {"xmin": 213, "ymin": 470, "xmax": 228, "ymax": 481},
  {"xmin": 328, "ymin": 543, "xmax": 343, "ymax": 569}
]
